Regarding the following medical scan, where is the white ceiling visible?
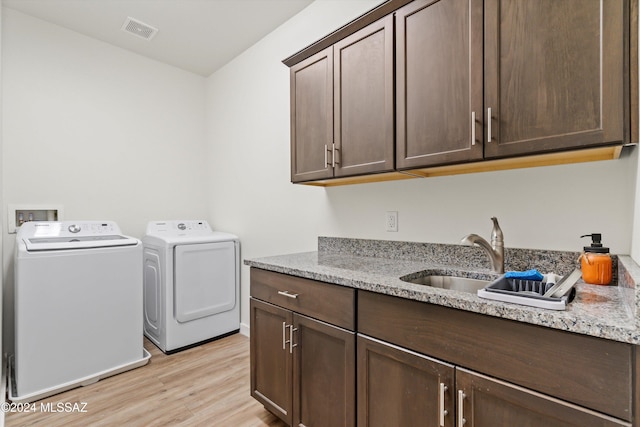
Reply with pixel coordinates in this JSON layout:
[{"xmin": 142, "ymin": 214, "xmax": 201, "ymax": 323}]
[{"xmin": 2, "ymin": 0, "xmax": 314, "ymax": 76}]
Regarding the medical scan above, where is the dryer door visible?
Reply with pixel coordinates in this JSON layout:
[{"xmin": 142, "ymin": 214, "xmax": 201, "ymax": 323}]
[{"xmin": 173, "ymin": 241, "xmax": 237, "ymax": 323}]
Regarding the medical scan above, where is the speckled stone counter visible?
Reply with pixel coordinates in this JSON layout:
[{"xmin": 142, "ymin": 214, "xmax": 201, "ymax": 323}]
[{"xmin": 244, "ymin": 237, "xmax": 640, "ymax": 345}]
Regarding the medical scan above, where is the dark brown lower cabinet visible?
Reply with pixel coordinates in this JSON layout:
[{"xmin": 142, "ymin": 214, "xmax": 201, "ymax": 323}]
[
  {"xmin": 358, "ymin": 290, "xmax": 635, "ymax": 426},
  {"xmin": 358, "ymin": 334, "xmax": 629, "ymax": 427},
  {"xmin": 251, "ymin": 270, "xmax": 636, "ymax": 426},
  {"xmin": 250, "ymin": 298, "xmax": 292, "ymax": 424},
  {"xmin": 293, "ymin": 314, "xmax": 355, "ymax": 427},
  {"xmin": 456, "ymin": 368, "xmax": 628, "ymax": 427},
  {"xmin": 250, "ymin": 297, "xmax": 355, "ymax": 427},
  {"xmin": 357, "ymin": 334, "xmax": 455, "ymax": 427}
]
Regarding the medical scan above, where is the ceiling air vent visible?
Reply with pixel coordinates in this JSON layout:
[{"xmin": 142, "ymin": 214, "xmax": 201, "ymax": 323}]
[{"xmin": 121, "ymin": 17, "xmax": 158, "ymax": 41}]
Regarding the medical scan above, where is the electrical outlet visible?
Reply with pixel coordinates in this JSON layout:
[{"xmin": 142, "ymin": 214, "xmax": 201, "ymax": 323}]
[{"xmin": 386, "ymin": 211, "xmax": 398, "ymax": 232}]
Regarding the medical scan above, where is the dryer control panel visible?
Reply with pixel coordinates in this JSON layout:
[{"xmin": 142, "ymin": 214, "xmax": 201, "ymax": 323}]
[{"xmin": 145, "ymin": 220, "xmax": 212, "ymax": 237}]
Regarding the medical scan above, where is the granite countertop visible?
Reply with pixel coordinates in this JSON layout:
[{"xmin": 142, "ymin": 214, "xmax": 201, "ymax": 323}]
[{"xmin": 245, "ymin": 237, "xmax": 640, "ymax": 345}]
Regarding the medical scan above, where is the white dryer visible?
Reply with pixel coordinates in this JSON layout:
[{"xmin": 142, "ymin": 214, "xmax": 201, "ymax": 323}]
[{"xmin": 143, "ymin": 220, "xmax": 240, "ymax": 353}]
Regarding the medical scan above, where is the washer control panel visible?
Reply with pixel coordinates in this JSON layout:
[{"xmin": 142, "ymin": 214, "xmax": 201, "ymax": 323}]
[
  {"xmin": 145, "ymin": 220, "xmax": 212, "ymax": 237},
  {"xmin": 63, "ymin": 222, "xmax": 119, "ymax": 235},
  {"xmin": 18, "ymin": 221, "xmax": 123, "ymax": 238}
]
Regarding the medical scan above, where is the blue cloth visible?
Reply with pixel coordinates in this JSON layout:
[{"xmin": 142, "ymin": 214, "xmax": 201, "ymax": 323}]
[{"xmin": 504, "ymin": 269, "xmax": 543, "ymax": 281}]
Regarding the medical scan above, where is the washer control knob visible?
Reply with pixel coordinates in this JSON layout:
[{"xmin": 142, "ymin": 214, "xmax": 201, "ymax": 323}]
[
  {"xmin": 177, "ymin": 223, "xmax": 186, "ymax": 230},
  {"xmin": 68, "ymin": 224, "xmax": 81, "ymax": 233}
]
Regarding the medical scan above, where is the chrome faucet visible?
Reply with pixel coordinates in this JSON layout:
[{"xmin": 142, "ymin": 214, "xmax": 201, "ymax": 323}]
[{"xmin": 461, "ymin": 217, "xmax": 504, "ymax": 274}]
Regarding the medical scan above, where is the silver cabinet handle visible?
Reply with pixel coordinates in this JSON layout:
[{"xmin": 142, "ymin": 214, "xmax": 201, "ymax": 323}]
[
  {"xmin": 277, "ymin": 290, "xmax": 298, "ymax": 299},
  {"xmin": 439, "ymin": 383, "xmax": 448, "ymax": 426},
  {"xmin": 487, "ymin": 107, "xmax": 492, "ymax": 142},
  {"xmin": 471, "ymin": 111, "xmax": 476, "ymax": 146},
  {"xmin": 282, "ymin": 322, "xmax": 287, "ymax": 350},
  {"xmin": 324, "ymin": 144, "xmax": 329, "ymax": 168},
  {"xmin": 458, "ymin": 390, "xmax": 466, "ymax": 426},
  {"xmin": 289, "ymin": 326, "xmax": 298, "ymax": 353},
  {"xmin": 332, "ymin": 143, "xmax": 339, "ymax": 167}
]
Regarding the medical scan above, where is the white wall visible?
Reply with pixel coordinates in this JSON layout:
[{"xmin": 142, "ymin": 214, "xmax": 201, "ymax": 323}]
[
  {"xmin": 1, "ymin": 8, "xmax": 210, "ymax": 349},
  {"xmin": 2, "ymin": 8, "xmax": 209, "ymax": 237},
  {"xmin": 632, "ymin": 153, "xmax": 640, "ymax": 261},
  {"xmin": 631, "ymin": 12, "xmax": 640, "ymax": 263},
  {"xmin": 205, "ymin": 0, "xmax": 638, "ymax": 332},
  {"xmin": 0, "ymin": 3, "xmax": 5, "ymax": 424}
]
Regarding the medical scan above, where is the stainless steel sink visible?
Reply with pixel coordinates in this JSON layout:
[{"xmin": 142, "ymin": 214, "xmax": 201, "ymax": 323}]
[{"xmin": 400, "ymin": 274, "xmax": 490, "ymax": 293}]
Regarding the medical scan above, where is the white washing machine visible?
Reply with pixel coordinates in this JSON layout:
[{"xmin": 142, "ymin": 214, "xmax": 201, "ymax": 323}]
[
  {"xmin": 12, "ymin": 221, "xmax": 150, "ymax": 403},
  {"xmin": 143, "ymin": 220, "xmax": 240, "ymax": 353}
]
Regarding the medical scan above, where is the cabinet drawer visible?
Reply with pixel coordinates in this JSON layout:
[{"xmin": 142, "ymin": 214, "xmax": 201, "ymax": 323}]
[
  {"xmin": 358, "ymin": 290, "xmax": 633, "ymax": 421},
  {"xmin": 250, "ymin": 268, "xmax": 355, "ymax": 330}
]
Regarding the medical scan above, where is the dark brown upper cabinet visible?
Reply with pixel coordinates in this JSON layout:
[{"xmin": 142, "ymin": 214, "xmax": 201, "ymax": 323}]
[
  {"xmin": 285, "ymin": 0, "xmax": 635, "ymax": 184},
  {"xmin": 396, "ymin": 0, "xmax": 484, "ymax": 169},
  {"xmin": 290, "ymin": 48, "xmax": 334, "ymax": 182},
  {"xmin": 484, "ymin": 0, "xmax": 627, "ymax": 158},
  {"xmin": 397, "ymin": 0, "xmax": 628, "ymax": 169},
  {"xmin": 290, "ymin": 16, "xmax": 394, "ymax": 183}
]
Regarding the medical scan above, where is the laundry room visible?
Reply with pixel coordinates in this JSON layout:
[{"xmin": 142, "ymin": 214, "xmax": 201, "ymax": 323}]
[
  {"xmin": 2, "ymin": 0, "xmax": 640, "ymax": 426},
  {"xmin": 0, "ymin": 1, "xmax": 396, "ymax": 424}
]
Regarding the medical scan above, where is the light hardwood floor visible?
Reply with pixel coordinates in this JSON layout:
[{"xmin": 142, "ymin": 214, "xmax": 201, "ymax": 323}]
[{"xmin": 6, "ymin": 334, "xmax": 287, "ymax": 427}]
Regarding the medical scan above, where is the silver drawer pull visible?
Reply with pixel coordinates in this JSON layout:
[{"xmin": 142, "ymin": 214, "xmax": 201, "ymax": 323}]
[{"xmin": 277, "ymin": 290, "xmax": 299, "ymax": 299}]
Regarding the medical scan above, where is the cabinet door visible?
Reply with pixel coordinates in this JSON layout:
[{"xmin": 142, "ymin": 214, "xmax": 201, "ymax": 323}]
[
  {"xmin": 456, "ymin": 368, "xmax": 628, "ymax": 427},
  {"xmin": 333, "ymin": 15, "xmax": 394, "ymax": 177},
  {"xmin": 357, "ymin": 334, "xmax": 455, "ymax": 427},
  {"xmin": 292, "ymin": 313, "xmax": 355, "ymax": 427},
  {"xmin": 484, "ymin": 0, "xmax": 626, "ymax": 158},
  {"xmin": 396, "ymin": 0, "xmax": 484, "ymax": 169},
  {"xmin": 290, "ymin": 47, "xmax": 334, "ymax": 182},
  {"xmin": 250, "ymin": 298, "xmax": 293, "ymax": 425}
]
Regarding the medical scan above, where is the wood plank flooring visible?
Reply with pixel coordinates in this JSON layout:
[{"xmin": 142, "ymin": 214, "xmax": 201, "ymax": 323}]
[{"xmin": 6, "ymin": 334, "xmax": 286, "ymax": 427}]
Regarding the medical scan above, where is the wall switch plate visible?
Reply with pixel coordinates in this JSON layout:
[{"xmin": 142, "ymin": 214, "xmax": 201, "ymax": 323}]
[{"xmin": 386, "ymin": 211, "xmax": 398, "ymax": 232}]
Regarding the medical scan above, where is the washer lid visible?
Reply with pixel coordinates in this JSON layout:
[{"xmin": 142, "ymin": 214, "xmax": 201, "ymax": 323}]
[{"xmin": 19, "ymin": 221, "xmax": 139, "ymax": 251}]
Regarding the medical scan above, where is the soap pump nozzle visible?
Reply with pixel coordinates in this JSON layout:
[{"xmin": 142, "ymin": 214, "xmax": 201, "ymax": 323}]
[{"xmin": 580, "ymin": 233, "xmax": 608, "ymax": 253}]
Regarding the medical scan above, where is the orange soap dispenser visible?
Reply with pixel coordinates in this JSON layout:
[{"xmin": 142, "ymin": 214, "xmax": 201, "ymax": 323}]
[{"xmin": 579, "ymin": 233, "xmax": 612, "ymax": 285}]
